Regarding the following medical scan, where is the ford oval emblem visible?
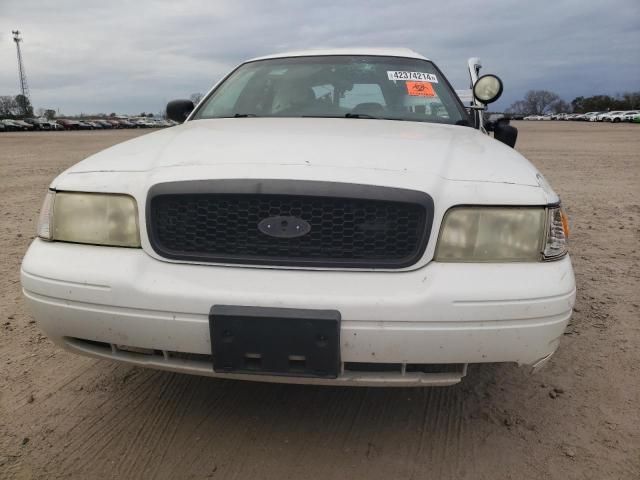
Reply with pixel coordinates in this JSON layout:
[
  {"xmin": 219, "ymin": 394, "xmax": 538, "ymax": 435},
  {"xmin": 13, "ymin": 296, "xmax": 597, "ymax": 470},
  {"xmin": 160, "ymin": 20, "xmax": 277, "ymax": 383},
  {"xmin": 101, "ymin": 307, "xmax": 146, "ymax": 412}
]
[{"xmin": 258, "ymin": 216, "xmax": 311, "ymax": 239}]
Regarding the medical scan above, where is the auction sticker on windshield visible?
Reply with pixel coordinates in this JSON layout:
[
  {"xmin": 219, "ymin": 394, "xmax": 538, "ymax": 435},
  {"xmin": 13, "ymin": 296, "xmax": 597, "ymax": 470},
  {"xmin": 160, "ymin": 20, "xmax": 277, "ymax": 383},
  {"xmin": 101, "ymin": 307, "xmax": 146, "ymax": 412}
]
[
  {"xmin": 406, "ymin": 81, "xmax": 436, "ymax": 97},
  {"xmin": 387, "ymin": 71, "xmax": 438, "ymax": 83}
]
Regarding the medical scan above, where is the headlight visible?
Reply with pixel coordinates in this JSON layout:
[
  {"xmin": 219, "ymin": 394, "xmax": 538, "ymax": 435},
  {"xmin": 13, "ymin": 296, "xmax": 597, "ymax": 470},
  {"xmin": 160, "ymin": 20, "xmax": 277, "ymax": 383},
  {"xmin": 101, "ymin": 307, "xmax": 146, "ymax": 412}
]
[
  {"xmin": 435, "ymin": 206, "xmax": 569, "ymax": 262},
  {"xmin": 37, "ymin": 191, "xmax": 140, "ymax": 247}
]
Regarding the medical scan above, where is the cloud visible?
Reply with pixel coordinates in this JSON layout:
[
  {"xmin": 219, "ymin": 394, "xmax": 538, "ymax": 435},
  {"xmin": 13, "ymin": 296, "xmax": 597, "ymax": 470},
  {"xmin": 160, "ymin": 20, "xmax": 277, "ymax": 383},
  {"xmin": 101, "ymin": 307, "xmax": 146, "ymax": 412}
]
[{"xmin": 0, "ymin": 0, "xmax": 638, "ymax": 114}]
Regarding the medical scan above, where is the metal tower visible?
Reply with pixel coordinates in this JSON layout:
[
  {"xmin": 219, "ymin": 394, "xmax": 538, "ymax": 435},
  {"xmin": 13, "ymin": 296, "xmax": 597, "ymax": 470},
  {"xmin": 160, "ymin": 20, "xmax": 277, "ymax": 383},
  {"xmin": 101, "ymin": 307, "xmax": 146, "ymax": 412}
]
[{"xmin": 12, "ymin": 30, "xmax": 30, "ymax": 101}]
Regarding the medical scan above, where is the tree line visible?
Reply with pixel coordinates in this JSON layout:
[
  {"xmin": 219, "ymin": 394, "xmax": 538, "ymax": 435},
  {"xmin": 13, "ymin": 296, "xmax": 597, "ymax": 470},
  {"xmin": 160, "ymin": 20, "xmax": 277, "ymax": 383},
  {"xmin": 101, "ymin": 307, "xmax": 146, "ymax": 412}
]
[
  {"xmin": 0, "ymin": 94, "xmax": 41, "ymax": 118},
  {"xmin": 4, "ymin": 89, "xmax": 638, "ymax": 120},
  {"xmin": 507, "ymin": 90, "xmax": 640, "ymax": 115},
  {"xmin": 1, "ymin": 94, "xmax": 162, "ymax": 120}
]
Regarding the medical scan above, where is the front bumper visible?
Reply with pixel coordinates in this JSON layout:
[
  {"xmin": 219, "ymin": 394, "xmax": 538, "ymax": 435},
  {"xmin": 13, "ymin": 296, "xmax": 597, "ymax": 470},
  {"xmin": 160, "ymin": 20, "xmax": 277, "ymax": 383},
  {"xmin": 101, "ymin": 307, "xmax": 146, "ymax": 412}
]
[{"xmin": 21, "ymin": 240, "xmax": 575, "ymax": 386}]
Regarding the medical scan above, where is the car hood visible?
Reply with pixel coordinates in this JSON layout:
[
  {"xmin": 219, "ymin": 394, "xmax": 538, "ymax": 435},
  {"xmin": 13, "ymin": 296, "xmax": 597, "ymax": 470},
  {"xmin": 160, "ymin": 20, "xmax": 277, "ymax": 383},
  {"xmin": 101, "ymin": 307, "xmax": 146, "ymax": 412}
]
[{"xmin": 62, "ymin": 118, "xmax": 541, "ymax": 187}]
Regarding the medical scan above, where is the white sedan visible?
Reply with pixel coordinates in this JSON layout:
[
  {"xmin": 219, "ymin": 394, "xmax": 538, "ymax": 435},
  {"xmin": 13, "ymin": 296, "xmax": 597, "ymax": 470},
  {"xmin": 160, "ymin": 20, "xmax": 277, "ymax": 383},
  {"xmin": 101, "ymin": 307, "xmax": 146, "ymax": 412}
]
[
  {"xmin": 21, "ymin": 49, "xmax": 575, "ymax": 387},
  {"xmin": 598, "ymin": 111, "xmax": 625, "ymax": 122},
  {"xmin": 622, "ymin": 111, "xmax": 640, "ymax": 122}
]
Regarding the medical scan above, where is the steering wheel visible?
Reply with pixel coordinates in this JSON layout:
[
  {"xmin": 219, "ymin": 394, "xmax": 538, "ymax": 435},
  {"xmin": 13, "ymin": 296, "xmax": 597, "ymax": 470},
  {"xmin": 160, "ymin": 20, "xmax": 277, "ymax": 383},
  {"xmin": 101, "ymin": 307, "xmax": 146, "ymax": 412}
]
[{"xmin": 352, "ymin": 102, "xmax": 385, "ymax": 115}]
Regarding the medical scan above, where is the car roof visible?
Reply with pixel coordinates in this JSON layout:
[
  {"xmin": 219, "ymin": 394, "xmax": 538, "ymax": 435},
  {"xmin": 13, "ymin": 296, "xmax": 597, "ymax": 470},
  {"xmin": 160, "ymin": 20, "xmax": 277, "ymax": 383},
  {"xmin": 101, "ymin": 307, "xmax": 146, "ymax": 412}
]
[{"xmin": 248, "ymin": 47, "xmax": 429, "ymax": 62}]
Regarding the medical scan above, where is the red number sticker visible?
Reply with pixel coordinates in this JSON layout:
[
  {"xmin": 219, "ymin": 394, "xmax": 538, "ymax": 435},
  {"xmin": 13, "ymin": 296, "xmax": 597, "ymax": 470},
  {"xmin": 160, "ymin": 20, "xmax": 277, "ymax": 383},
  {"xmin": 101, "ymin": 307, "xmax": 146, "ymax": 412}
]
[{"xmin": 406, "ymin": 81, "xmax": 435, "ymax": 97}]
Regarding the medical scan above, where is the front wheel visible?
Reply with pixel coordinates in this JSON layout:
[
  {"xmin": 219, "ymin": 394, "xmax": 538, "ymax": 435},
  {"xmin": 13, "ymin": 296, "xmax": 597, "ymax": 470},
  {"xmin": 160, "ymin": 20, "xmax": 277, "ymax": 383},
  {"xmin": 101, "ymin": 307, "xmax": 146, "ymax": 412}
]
[{"xmin": 613, "ymin": 118, "xmax": 620, "ymax": 123}]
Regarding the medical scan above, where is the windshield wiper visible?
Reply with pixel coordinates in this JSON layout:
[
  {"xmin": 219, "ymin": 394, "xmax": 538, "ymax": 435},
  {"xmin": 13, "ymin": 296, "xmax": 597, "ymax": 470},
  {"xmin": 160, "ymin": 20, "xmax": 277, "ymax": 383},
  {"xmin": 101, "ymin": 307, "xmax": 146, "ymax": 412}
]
[
  {"xmin": 345, "ymin": 113, "xmax": 413, "ymax": 122},
  {"xmin": 301, "ymin": 114, "xmax": 380, "ymax": 120},
  {"xmin": 344, "ymin": 113, "xmax": 378, "ymax": 119},
  {"xmin": 215, "ymin": 113, "xmax": 259, "ymax": 118}
]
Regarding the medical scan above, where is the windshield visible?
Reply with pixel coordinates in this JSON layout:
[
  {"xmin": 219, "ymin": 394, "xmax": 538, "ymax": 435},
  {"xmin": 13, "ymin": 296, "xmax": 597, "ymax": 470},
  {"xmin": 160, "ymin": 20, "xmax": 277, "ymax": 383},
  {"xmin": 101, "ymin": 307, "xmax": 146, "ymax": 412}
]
[{"xmin": 192, "ymin": 55, "xmax": 468, "ymax": 125}]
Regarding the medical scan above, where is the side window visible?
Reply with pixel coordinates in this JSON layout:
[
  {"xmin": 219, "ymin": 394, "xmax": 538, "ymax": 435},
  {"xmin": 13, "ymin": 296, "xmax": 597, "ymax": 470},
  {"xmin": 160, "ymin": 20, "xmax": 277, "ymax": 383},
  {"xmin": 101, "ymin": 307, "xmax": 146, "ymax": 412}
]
[
  {"xmin": 340, "ymin": 84, "xmax": 385, "ymax": 109},
  {"xmin": 198, "ymin": 70, "xmax": 255, "ymax": 117}
]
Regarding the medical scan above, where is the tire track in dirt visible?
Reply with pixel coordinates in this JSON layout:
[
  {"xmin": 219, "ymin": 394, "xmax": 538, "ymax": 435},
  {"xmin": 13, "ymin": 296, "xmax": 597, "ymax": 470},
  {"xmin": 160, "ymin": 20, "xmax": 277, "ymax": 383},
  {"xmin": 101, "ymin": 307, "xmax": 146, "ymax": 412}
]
[
  {"xmin": 213, "ymin": 383, "xmax": 358, "ymax": 480},
  {"xmin": 120, "ymin": 375, "xmax": 206, "ymax": 477},
  {"xmin": 143, "ymin": 379, "xmax": 293, "ymax": 479},
  {"xmin": 118, "ymin": 375, "xmax": 198, "ymax": 477},
  {"xmin": 119, "ymin": 375, "xmax": 241, "ymax": 479},
  {"xmin": 4, "ymin": 356, "xmax": 96, "ymax": 415},
  {"xmin": 48, "ymin": 369, "xmax": 166, "ymax": 476},
  {"xmin": 70, "ymin": 371, "xmax": 185, "ymax": 475},
  {"xmin": 407, "ymin": 387, "xmax": 465, "ymax": 479}
]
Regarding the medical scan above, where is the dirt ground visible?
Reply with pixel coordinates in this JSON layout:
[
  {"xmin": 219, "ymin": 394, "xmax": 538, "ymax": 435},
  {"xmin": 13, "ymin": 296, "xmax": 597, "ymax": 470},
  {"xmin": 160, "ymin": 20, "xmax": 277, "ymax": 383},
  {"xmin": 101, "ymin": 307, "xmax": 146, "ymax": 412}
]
[{"xmin": 1, "ymin": 122, "xmax": 639, "ymax": 480}]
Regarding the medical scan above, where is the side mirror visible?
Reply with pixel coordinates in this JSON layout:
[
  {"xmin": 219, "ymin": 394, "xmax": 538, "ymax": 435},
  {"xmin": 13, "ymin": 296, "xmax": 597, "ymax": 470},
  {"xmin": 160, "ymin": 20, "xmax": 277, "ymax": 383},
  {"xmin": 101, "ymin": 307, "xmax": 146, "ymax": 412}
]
[
  {"xmin": 494, "ymin": 119, "xmax": 518, "ymax": 148},
  {"xmin": 473, "ymin": 74, "xmax": 503, "ymax": 104},
  {"xmin": 166, "ymin": 99, "xmax": 195, "ymax": 123}
]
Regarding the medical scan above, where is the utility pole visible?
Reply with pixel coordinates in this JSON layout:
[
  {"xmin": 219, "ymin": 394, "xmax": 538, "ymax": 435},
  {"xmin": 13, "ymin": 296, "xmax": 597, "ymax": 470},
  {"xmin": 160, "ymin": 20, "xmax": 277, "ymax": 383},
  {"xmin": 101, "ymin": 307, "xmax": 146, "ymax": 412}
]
[{"xmin": 12, "ymin": 30, "xmax": 31, "ymax": 109}]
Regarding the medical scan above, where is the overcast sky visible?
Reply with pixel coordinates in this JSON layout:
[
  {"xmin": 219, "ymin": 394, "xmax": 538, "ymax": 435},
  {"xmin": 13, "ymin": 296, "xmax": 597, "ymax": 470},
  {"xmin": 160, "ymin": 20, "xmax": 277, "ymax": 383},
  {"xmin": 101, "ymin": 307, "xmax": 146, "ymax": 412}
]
[{"xmin": 0, "ymin": 0, "xmax": 638, "ymax": 115}]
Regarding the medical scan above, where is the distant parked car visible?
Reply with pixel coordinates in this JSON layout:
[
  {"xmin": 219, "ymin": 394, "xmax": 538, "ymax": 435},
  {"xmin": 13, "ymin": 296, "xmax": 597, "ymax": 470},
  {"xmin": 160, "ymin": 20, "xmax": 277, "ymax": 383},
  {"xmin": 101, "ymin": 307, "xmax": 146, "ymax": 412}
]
[
  {"xmin": 485, "ymin": 113, "xmax": 506, "ymax": 124},
  {"xmin": 24, "ymin": 118, "xmax": 46, "ymax": 130},
  {"xmin": 149, "ymin": 120, "xmax": 164, "ymax": 127},
  {"xmin": 56, "ymin": 119, "xmax": 81, "ymax": 130},
  {"xmin": 605, "ymin": 111, "xmax": 634, "ymax": 123},
  {"xmin": 93, "ymin": 120, "xmax": 113, "ymax": 129},
  {"xmin": 77, "ymin": 121, "xmax": 93, "ymax": 130},
  {"xmin": 621, "ymin": 111, "xmax": 640, "ymax": 122},
  {"xmin": 586, "ymin": 112, "xmax": 605, "ymax": 121},
  {"xmin": 85, "ymin": 121, "xmax": 103, "ymax": 129},
  {"xmin": 13, "ymin": 120, "xmax": 35, "ymax": 130},
  {"xmin": 38, "ymin": 118, "xmax": 56, "ymax": 130},
  {"xmin": 592, "ymin": 112, "xmax": 610, "ymax": 122},
  {"xmin": 132, "ymin": 119, "xmax": 153, "ymax": 128},
  {"xmin": 578, "ymin": 112, "xmax": 600, "ymax": 121},
  {"xmin": 597, "ymin": 111, "xmax": 623, "ymax": 122},
  {"xmin": 49, "ymin": 121, "xmax": 65, "ymax": 131},
  {"xmin": 1, "ymin": 119, "xmax": 25, "ymax": 131},
  {"xmin": 118, "ymin": 120, "xmax": 137, "ymax": 128}
]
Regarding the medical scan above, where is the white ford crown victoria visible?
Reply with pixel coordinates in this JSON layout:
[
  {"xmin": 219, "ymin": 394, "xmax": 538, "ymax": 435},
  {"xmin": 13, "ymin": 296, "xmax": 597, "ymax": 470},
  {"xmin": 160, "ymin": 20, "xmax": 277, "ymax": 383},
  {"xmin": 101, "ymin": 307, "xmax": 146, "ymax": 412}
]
[{"xmin": 21, "ymin": 49, "xmax": 575, "ymax": 386}]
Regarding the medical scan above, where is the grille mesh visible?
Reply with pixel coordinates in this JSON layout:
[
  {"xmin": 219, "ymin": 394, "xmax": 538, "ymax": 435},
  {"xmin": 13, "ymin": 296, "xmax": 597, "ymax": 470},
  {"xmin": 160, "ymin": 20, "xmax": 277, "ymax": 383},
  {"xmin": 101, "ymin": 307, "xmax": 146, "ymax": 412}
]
[{"xmin": 149, "ymin": 193, "xmax": 428, "ymax": 267}]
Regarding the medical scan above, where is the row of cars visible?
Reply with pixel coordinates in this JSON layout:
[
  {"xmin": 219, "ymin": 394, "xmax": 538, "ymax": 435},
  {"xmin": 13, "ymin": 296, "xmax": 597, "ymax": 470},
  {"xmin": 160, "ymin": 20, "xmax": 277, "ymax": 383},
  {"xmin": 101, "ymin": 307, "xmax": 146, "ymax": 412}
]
[
  {"xmin": 523, "ymin": 110, "xmax": 640, "ymax": 122},
  {"xmin": 0, "ymin": 117, "xmax": 177, "ymax": 132}
]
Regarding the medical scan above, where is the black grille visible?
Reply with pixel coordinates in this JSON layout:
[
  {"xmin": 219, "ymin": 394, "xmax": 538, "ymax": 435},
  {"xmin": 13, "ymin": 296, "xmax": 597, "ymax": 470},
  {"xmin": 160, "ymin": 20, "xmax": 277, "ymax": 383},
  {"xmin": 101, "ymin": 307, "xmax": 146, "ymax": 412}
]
[{"xmin": 147, "ymin": 183, "xmax": 432, "ymax": 268}]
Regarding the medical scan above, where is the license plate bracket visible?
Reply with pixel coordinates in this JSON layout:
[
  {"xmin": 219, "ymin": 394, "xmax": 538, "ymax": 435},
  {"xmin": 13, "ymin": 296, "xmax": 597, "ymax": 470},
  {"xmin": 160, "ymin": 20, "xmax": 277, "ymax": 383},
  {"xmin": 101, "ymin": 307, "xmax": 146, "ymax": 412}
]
[{"xmin": 210, "ymin": 305, "xmax": 341, "ymax": 378}]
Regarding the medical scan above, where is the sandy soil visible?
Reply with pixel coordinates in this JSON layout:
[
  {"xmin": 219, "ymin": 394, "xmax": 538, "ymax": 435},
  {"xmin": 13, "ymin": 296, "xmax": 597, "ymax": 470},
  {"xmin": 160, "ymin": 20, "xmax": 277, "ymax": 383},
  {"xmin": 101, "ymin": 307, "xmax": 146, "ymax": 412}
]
[{"xmin": 1, "ymin": 122, "xmax": 639, "ymax": 480}]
